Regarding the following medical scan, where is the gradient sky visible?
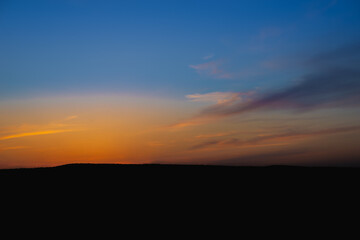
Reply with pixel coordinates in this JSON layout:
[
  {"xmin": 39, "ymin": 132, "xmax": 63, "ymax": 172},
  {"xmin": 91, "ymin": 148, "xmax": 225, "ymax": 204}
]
[{"xmin": 1, "ymin": 0, "xmax": 360, "ymax": 168}]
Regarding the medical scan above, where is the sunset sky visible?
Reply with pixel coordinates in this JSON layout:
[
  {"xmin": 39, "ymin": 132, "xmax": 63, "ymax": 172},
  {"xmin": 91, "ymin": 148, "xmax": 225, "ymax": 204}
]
[{"xmin": 1, "ymin": 0, "xmax": 360, "ymax": 168}]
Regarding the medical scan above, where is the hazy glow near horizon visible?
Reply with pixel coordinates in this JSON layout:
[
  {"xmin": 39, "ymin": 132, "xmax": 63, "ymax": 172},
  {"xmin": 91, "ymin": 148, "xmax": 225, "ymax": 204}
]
[
  {"xmin": 1, "ymin": 0, "xmax": 360, "ymax": 168},
  {"xmin": 0, "ymin": 93, "xmax": 359, "ymax": 168}
]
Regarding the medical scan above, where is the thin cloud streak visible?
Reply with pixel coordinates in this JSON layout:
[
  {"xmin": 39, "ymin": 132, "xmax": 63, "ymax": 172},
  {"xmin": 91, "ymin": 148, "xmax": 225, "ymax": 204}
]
[
  {"xmin": 167, "ymin": 117, "xmax": 217, "ymax": 130},
  {"xmin": 0, "ymin": 115, "xmax": 82, "ymax": 141},
  {"xmin": 169, "ymin": 43, "xmax": 360, "ymax": 132},
  {"xmin": 189, "ymin": 60, "xmax": 233, "ymax": 79},
  {"xmin": 203, "ymin": 54, "xmax": 214, "ymax": 60},
  {"xmin": 190, "ymin": 125, "xmax": 360, "ymax": 150},
  {"xmin": 186, "ymin": 91, "xmax": 251, "ymax": 104},
  {"xmin": 190, "ymin": 42, "xmax": 360, "ymax": 120},
  {"xmin": 64, "ymin": 115, "xmax": 79, "ymax": 121},
  {"xmin": 169, "ymin": 91, "xmax": 255, "ymax": 129},
  {"xmin": 0, "ymin": 129, "xmax": 77, "ymax": 141},
  {"xmin": 200, "ymin": 68, "xmax": 360, "ymax": 118}
]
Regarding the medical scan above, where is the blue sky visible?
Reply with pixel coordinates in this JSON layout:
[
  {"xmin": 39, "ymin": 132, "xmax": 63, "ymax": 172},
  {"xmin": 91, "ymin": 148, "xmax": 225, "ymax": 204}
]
[
  {"xmin": 1, "ymin": 0, "xmax": 360, "ymax": 168},
  {"xmin": 1, "ymin": 0, "xmax": 360, "ymax": 100}
]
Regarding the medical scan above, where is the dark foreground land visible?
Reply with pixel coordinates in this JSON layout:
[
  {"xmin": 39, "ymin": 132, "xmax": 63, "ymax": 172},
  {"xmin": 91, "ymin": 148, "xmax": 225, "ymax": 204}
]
[
  {"xmin": 1, "ymin": 162, "xmax": 359, "ymax": 175},
  {"xmin": 2, "ymin": 163, "xmax": 360, "ymax": 208},
  {"xmin": 2, "ymin": 162, "xmax": 360, "ymax": 174},
  {"xmin": 1, "ymin": 163, "xmax": 359, "ymax": 186}
]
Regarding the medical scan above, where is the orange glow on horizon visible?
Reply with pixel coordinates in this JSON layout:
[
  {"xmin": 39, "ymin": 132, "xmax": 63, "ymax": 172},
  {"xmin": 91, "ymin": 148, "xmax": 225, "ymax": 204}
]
[{"xmin": 0, "ymin": 94, "xmax": 359, "ymax": 168}]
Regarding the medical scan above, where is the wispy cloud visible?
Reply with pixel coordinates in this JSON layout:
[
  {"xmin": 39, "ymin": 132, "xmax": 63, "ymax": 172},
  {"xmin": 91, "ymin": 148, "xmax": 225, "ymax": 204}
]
[
  {"xmin": 0, "ymin": 115, "xmax": 82, "ymax": 141},
  {"xmin": 203, "ymin": 54, "xmax": 214, "ymax": 60},
  {"xmin": 0, "ymin": 129, "xmax": 76, "ymax": 141},
  {"xmin": 169, "ymin": 91, "xmax": 255, "ymax": 129},
  {"xmin": 200, "ymin": 68, "xmax": 360, "ymax": 118},
  {"xmin": 64, "ymin": 115, "xmax": 79, "ymax": 121},
  {"xmin": 190, "ymin": 125, "xmax": 360, "ymax": 150},
  {"xmin": 167, "ymin": 117, "xmax": 215, "ymax": 130},
  {"xmin": 189, "ymin": 60, "xmax": 233, "ymax": 79},
  {"xmin": 186, "ymin": 92, "xmax": 248, "ymax": 104},
  {"xmin": 184, "ymin": 42, "xmax": 360, "ymax": 121}
]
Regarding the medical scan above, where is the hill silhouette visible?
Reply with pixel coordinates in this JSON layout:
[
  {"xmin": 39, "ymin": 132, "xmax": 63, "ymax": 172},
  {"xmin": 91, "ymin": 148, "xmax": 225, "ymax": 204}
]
[
  {"xmin": 1, "ymin": 163, "xmax": 359, "ymax": 185},
  {"xmin": 1, "ymin": 163, "xmax": 359, "ymax": 204}
]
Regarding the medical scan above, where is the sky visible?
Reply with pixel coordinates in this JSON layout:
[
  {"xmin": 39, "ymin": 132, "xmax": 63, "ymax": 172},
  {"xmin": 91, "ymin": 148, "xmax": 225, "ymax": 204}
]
[{"xmin": 1, "ymin": 0, "xmax": 360, "ymax": 168}]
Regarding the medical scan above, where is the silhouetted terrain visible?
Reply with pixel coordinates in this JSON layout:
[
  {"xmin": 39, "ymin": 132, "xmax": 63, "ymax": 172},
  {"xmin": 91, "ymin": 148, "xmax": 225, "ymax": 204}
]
[
  {"xmin": 2, "ymin": 163, "xmax": 360, "ymax": 205},
  {"xmin": 2, "ymin": 163, "xmax": 359, "ymax": 174},
  {"xmin": 1, "ymin": 163, "xmax": 359, "ymax": 185}
]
